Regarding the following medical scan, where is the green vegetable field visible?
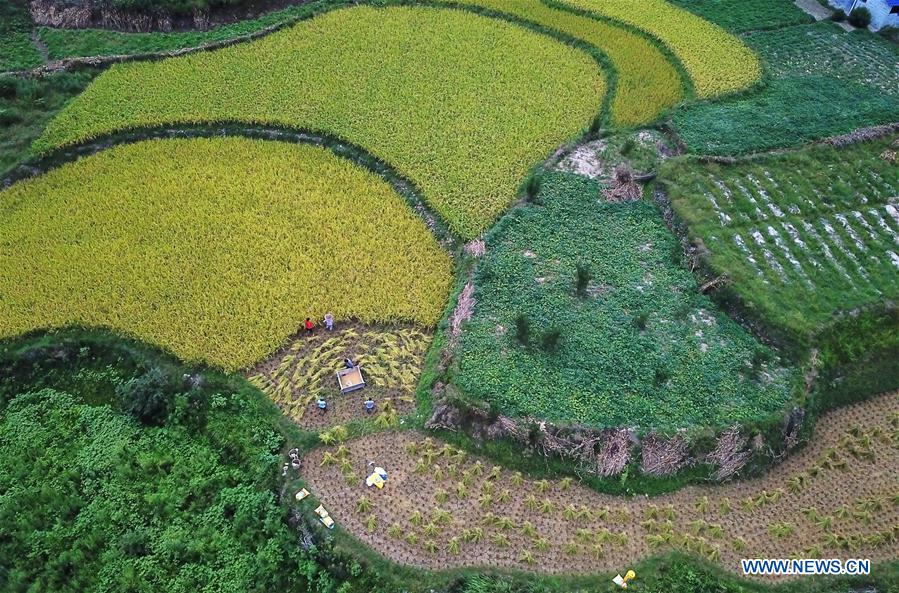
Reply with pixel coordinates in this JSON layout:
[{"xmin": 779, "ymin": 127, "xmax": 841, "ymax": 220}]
[
  {"xmin": 32, "ymin": 5, "xmax": 606, "ymax": 239},
  {"xmin": 0, "ymin": 137, "xmax": 452, "ymax": 369},
  {"xmin": 456, "ymin": 173, "xmax": 794, "ymax": 431},
  {"xmin": 673, "ymin": 23, "xmax": 899, "ymax": 154},
  {"xmin": 661, "ymin": 136, "xmax": 899, "ymax": 340}
]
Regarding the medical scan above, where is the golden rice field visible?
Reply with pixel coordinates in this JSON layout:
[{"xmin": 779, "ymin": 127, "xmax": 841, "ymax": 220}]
[
  {"xmin": 32, "ymin": 5, "xmax": 606, "ymax": 239},
  {"xmin": 0, "ymin": 137, "xmax": 452, "ymax": 369},
  {"xmin": 559, "ymin": 0, "xmax": 761, "ymax": 97},
  {"xmin": 445, "ymin": 0, "xmax": 683, "ymax": 126}
]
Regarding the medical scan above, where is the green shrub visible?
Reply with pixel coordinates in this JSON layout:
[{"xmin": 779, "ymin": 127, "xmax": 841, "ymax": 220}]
[
  {"xmin": 575, "ymin": 263, "xmax": 592, "ymax": 297},
  {"xmin": 541, "ymin": 328, "xmax": 562, "ymax": 354},
  {"xmin": 848, "ymin": 6, "xmax": 871, "ymax": 27},
  {"xmin": 831, "ymin": 9, "xmax": 846, "ymax": 21},
  {"xmin": 515, "ymin": 315, "xmax": 532, "ymax": 348},
  {"xmin": 117, "ymin": 367, "xmax": 172, "ymax": 425}
]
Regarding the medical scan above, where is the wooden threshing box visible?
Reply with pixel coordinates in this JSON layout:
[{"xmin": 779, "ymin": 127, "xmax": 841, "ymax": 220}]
[{"xmin": 336, "ymin": 366, "xmax": 365, "ymax": 393}]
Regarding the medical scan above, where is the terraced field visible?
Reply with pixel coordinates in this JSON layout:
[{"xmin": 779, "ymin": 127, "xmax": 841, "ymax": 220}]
[
  {"xmin": 0, "ymin": 137, "xmax": 451, "ymax": 369},
  {"xmin": 455, "ymin": 172, "xmax": 794, "ymax": 431},
  {"xmin": 558, "ymin": 0, "xmax": 761, "ymax": 97},
  {"xmin": 674, "ymin": 22, "xmax": 899, "ymax": 154},
  {"xmin": 32, "ymin": 5, "xmax": 606, "ymax": 239},
  {"xmin": 300, "ymin": 391, "xmax": 899, "ymax": 575},
  {"xmin": 662, "ymin": 135, "xmax": 899, "ymax": 338},
  {"xmin": 446, "ymin": 0, "xmax": 683, "ymax": 126}
]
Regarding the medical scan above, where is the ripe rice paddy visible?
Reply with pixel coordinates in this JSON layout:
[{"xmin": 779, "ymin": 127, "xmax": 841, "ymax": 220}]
[
  {"xmin": 0, "ymin": 137, "xmax": 452, "ymax": 370},
  {"xmin": 32, "ymin": 5, "xmax": 606, "ymax": 239},
  {"xmin": 445, "ymin": 0, "xmax": 683, "ymax": 126},
  {"xmin": 558, "ymin": 0, "xmax": 761, "ymax": 97}
]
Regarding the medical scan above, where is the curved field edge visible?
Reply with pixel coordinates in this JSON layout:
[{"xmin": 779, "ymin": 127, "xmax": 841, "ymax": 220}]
[
  {"xmin": 31, "ymin": 4, "xmax": 607, "ymax": 240},
  {"xmin": 2, "ymin": 124, "xmax": 460, "ymax": 249},
  {"xmin": 299, "ymin": 391, "xmax": 899, "ymax": 576},
  {"xmin": 440, "ymin": 0, "xmax": 684, "ymax": 127},
  {"xmin": 4, "ymin": 331, "xmax": 895, "ymax": 593},
  {"xmin": 22, "ymin": 0, "xmax": 682, "ymax": 129},
  {"xmin": 0, "ymin": 136, "xmax": 452, "ymax": 370},
  {"xmin": 557, "ymin": 0, "xmax": 761, "ymax": 98}
]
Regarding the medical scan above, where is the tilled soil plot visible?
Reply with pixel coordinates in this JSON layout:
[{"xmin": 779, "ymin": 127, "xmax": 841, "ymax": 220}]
[
  {"xmin": 300, "ymin": 391, "xmax": 899, "ymax": 578},
  {"xmin": 248, "ymin": 323, "xmax": 430, "ymax": 429}
]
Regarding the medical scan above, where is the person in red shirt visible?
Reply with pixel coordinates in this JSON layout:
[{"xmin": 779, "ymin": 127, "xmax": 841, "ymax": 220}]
[{"xmin": 304, "ymin": 318, "xmax": 315, "ymax": 334}]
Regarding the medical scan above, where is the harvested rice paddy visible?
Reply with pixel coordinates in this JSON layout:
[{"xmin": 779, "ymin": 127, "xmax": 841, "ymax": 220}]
[{"xmin": 299, "ymin": 391, "xmax": 899, "ymax": 575}]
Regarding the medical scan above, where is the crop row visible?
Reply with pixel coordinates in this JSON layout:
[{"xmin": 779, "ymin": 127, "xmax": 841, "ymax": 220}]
[
  {"xmin": 0, "ymin": 137, "xmax": 452, "ymax": 370},
  {"xmin": 446, "ymin": 0, "xmax": 682, "ymax": 126},
  {"xmin": 33, "ymin": 6, "xmax": 605, "ymax": 239},
  {"xmin": 455, "ymin": 173, "xmax": 793, "ymax": 431},
  {"xmin": 672, "ymin": 22, "xmax": 899, "ymax": 155},
  {"xmin": 663, "ymin": 136, "xmax": 899, "ymax": 338},
  {"xmin": 751, "ymin": 24, "xmax": 899, "ymax": 98},
  {"xmin": 558, "ymin": 0, "xmax": 760, "ymax": 97},
  {"xmin": 299, "ymin": 393, "xmax": 899, "ymax": 573},
  {"xmin": 667, "ymin": 0, "xmax": 813, "ymax": 33}
]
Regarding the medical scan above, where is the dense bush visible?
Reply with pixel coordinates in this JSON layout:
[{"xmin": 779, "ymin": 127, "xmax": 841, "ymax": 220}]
[
  {"xmin": 0, "ymin": 137, "xmax": 451, "ymax": 369},
  {"xmin": 848, "ymin": 6, "xmax": 872, "ymax": 27},
  {"xmin": 117, "ymin": 366, "xmax": 172, "ymax": 425},
  {"xmin": 0, "ymin": 383, "xmax": 306, "ymax": 591},
  {"xmin": 105, "ymin": 0, "xmax": 246, "ymax": 15},
  {"xmin": 34, "ymin": 6, "xmax": 605, "ymax": 239}
]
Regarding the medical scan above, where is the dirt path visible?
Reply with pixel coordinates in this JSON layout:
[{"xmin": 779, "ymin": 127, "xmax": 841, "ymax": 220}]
[
  {"xmin": 299, "ymin": 391, "xmax": 898, "ymax": 578},
  {"xmin": 793, "ymin": 0, "xmax": 854, "ymax": 31}
]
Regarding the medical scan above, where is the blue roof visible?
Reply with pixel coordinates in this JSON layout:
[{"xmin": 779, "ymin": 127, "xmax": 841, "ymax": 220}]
[{"xmin": 887, "ymin": 0, "xmax": 899, "ymax": 7}]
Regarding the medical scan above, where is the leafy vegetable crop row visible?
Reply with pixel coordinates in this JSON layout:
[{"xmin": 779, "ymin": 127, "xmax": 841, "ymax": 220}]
[
  {"xmin": 673, "ymin": 23, "xmax": 899, "ymax": 155},
  {"xmin": 33, "ymin": 6, "xmax": 606, "ymax": 239},
  {"xmin": 455, "ymin": 172, "xmax": 794, "ymax": 431},
  {"xmin": 0, "ymin": 137, "xmax": 452, "ymax": 370},
  {"xmin": 661, "ymin": 136, "xmax": 899, "ymax": 341},
  {"xmin": 558, "ymin": 0, "xmax": 760, "ymax": 98},
  {"xmin": 445, "ymin": 0, "xmax": 682, "ymax": 126}
]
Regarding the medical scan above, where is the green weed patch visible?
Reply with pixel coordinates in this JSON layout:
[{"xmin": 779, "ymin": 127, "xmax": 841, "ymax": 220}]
[{"xmin": 455, "ymin": 172, "xmax": 794, "ymax": 431}]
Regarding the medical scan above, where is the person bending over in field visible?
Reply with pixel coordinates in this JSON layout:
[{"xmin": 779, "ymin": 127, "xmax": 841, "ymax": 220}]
[
  {"xmin": 305, "ymin": 318, "xmax": 315, "ymax": 334},
  {"xmin": 364, "ymin": 398, "xmax": 375, "ymax": 413},
  {"xmin": 324, "ymin": 313, "xmax": 334, "ymax": 331},
  {"xmin": 317, "ymin": 398, "xmax": 327, "ymax": 413}
]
